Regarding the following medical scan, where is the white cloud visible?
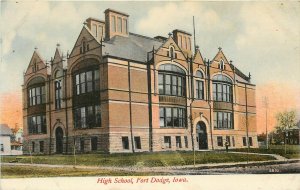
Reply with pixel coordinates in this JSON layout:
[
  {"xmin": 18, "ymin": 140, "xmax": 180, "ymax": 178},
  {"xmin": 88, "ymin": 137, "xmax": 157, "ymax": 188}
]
[
  {"xmin": 0, "ymin": 1, "xmax": 102, "ymax": 92},
  {"xmin": 236, "ymin": 3, "xmax": 299, "ymax": 50}
]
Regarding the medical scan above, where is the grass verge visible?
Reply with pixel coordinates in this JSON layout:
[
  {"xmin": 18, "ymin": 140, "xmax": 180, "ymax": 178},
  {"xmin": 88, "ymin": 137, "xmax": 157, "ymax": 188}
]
[
  {"xmin": 1, "ymin": 165, "xmax": 159, "ymax": 178},
  {"xmin": 1, "ymin": 151, "xmax": 275, "ymax": 167}
]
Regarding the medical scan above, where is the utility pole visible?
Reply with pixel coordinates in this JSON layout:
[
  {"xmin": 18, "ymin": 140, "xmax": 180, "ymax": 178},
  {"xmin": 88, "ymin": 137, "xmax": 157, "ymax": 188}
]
[{"xmin": 263, "ymin": 96, "xmax": 269, "ymax": 149}]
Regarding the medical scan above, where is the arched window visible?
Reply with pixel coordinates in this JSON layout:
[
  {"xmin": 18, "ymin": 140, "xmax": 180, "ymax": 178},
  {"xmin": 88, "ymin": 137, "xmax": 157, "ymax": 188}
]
[
  {"xmin": 218, "ymin": 60, "xmax": 225, "ymax": 70},
  {"xmin": 27, "ymin": 76, "xmax": 47, "ymax": 135},
  {"xmin": 27, "ymin": 77, "xmax": 46, "ymax": 106},
  {"xmin": 168, "ymin": 46, "xmax": 176, "ymax": 59},
  {"xmin": 55, "ymin": 70, "xmax": 63, "ymax": 109},
  {"xmin": 72, "ymin": 59, "xmax": 101, "ymax": 129},
  {"xmin": 195, "ymin": 70, "xmax": 204, "ymax": 78},
  {"xmin": 212, "ymin": 74, "xmax": 233, "ymax": 102},
  {"xmin": 158, "ymin": 64, "xmax": 186, "ymax": 97},
  {"xmin": 195, "ymin": 70, "xmax": 204, "ymax": 99}
]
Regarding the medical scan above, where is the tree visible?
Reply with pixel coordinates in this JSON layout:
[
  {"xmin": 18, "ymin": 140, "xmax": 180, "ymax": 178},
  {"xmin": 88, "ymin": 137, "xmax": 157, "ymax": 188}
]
[
  {"xmin": 275, "ymin": 110, "xmax": 297, "ymax": 133},
  {"xmin": 275, "ymin": 111, "xmax": 297, "ymax": 152}
]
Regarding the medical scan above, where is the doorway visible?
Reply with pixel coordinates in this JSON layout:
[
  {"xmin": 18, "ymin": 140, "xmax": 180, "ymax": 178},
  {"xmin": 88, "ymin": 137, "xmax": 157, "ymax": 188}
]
[
  {"xmin": 55, "ymin": 127, "xmax": 63, "ymax": 154},
  {"xmin": 196, "ymin": 121, "xmax": 208, "ymax": 149}
]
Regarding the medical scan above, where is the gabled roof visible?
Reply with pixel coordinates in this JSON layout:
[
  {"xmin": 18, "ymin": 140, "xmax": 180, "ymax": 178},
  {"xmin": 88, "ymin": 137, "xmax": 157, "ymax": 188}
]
[
  {"xmin": 102, "ymin": 32, "xmax": 162, "ymax": 63},
  {"xmin": 212, "ymin": 48, "xmax": 250, "ymax": 82},
  {"xmin": 54, "ymin": 46, "xmax": 63, "ymax": 60},
  {"xmin": 193, "ymin": 49, "xmax": 204, "ymax": 63},
  {"xmin": 0, "ymin": 124, "xmax": 13, "ymax": 136},
  {"xmin": 25, "ymin": 49, "xmax": 47, "ymax": 75},
  {"xmin": 69, "ymin": 26, "xmax": 101, "ymax": 58}
]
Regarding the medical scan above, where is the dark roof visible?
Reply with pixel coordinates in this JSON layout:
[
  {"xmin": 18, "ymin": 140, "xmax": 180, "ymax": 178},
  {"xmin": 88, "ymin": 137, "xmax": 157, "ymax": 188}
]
[
  {"xmin": 102, "ymin": 33, "xmax": 162, "ymax": 63},
  {"xmin": 229, "ymin": 64, "xmax": 250, "ymax": 82},
  {"xmin": 0, "ymin": 124, "xmax": 13, "ymax": 136}
]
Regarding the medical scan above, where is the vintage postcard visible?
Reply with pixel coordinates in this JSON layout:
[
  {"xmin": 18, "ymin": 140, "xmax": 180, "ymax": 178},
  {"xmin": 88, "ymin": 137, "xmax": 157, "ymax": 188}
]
[{"xmin": 0, "ymin": 1, "xmax": 299, "ymax": 190}]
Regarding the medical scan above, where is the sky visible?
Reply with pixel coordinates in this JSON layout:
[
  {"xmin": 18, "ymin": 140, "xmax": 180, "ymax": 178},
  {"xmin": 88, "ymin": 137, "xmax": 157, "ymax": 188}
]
[{"xmin": 0, "ymin": 1, "xmax": 299, "ymax": 133}]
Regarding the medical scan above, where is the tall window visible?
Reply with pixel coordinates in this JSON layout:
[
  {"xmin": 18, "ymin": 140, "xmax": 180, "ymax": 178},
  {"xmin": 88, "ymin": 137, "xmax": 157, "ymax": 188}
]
[
  {"xmin": 98, "ymin": 25, "xmax": 103, "ymax": 38},
  {"xmin": 217, "ymin": 136, "xmax": 223, "ymax": 146},
  {"xmin": 178, "ymin": 35, "xmax": 182, "ymax": 47},
  {"xmin": 123, "ymin": 19, "xmax": 128, "ymax": 34},
  {"xmin": 168, "ymin": 46, "xmax": 175, "ymax": 59},
  {"xmin": 212, "ymin": 74, "xmax": 233, "ymax": 102},
  {"xmin": 92, "ymin": 24, "xmax": 97, "ymax": 37},
  {"xmin": 28, "ymin": 115, "xmax": 47, "ymax": 134},
  {"xmin": 74, "ymin": 69, "xmax": 100, "ymax": 95},
  {"xmin": 122, "ymin": 137, "xmax": 129, "ymax": 150},
  {"xmin": 176, "ymin": 136, "xmax": 182, "ymax": 148},
  {"xmin": 80, "ymin": 138, "xmax": 85, "ymax": 152},
  {"xmin": 243, "ymin": 137, "xmax": 247, "ymax": 146},
  {"xmin": 214, "ymin": 111, "xmax": 233, "ymax": 129},
  {"xmin": 158, "ymin": 64, "xmax": 186, "ymax": 97},
  {"xmin": 117, "ymin": 17, "xmax": 122, "ymax": 32},
  {"xmin": 91, "ymin": 137, "xmax": 98, "ymax": 151},
  {"xmin": 28, "ymin": 86, "xmax": 46, "ymax": 106},
  {"xmin": 32, "ymin": 142, "xmax": 35, "ymax": 152},
  {"xmin": 249, "ymin": 137, "xmax": 253, "ymax": 146},
  {"xmin": 195, "ymin": 70, "xmax": 204, "ymax": 99},
  {"xmin": 74, "ymin": 105, "xmax": 101, "ymax": 129},
  {"xmin": 39, "ymin": 141, "xmax": 44, "ymax": 152},
  {"xmin": 160, "ymin": 107, "xmax": 186, "ymax": 128},
  {"xmin": 55, "ymin": 80, "xmax": 62, "ymax": 109},
  {"xmin": 111, "ymin": 15, "xmax": 116, "ymax": 32},
  {"xmin": 134, "ymin": 136, "xmax": 141, "ymax": 149},
  {"xmin": 184, "ymin": 136, "xmax": 188, "ymax": 148},
  {"xmin": 218, "ymin": 60, "xmax": 225, "ymax": 70},
  {"xmin": 164, "ymin": 136, "xmax": 171, "ymax": 148}
]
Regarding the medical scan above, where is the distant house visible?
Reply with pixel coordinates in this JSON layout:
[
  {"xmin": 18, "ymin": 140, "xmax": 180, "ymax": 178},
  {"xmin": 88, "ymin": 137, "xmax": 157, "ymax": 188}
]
[
  {"xmin": 0, "ymin": 124, "xmax": 13, "ymax": 155},
  {"xmin": 287, "ymin": 121, "xmax": 300, "ymax": 145},
  {"xmin": 0, "ymin": 124, "xmax": 23, "ymax": 155},
  {"xmin": 12, "ymin": 128, "xmax": 23, "ymax": 151}
]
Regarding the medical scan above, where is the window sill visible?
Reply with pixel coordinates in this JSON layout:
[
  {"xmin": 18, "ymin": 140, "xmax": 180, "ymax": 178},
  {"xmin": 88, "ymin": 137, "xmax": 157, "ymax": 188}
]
[
  {"xmin": 214, "ymin": 128, "xmax": 234, "ymax": 130},
  {"xmin": 74, "ymin": 127, "xmax": 102, "ymax": 130},
  {"xmin": 28, "ymin": 133, "xmax": 47, "ymax": 135},
  {"xmin": 160, "ymin": 127, "xmax": 187, "ymax": 129}
]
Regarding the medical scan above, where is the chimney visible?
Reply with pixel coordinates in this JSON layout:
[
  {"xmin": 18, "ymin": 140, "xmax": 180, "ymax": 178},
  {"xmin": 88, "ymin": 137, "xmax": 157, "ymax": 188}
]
[
  {"xmin": 104, "ymin": 9, "xmax": 129, "ymax": 40},
  {"xmin": 173, "ymin": 29, "xmax": 192, "ymax": 53},
  {"xmin": 86, "ymin": 17, "xmax": 106, "ymax": 41}
]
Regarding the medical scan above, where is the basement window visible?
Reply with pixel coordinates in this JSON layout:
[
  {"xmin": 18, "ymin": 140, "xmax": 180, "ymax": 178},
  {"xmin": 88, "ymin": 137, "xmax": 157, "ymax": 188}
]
[
  {"xmin": 134, "ymin": 136, "xmax": 141, "ymax": 149},
  {"xmin": 122, "ymin": 137, "xmax": 129, "ymax": 150}
]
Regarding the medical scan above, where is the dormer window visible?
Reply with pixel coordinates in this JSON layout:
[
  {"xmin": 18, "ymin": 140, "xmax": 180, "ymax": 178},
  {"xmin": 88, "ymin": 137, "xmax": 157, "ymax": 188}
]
[
  {"xmin": 219, "ymin": 60, "xmax": 225, "ymax": 70},
  {"xmin": 123, "ymin": 19, "xmax": 128, "ymax": 34},
  {"xmin": 117, "ymin": 17, "xmax": 122, "ymax": 32},
  {"xmin": 111, "ymin": 15, "xmax": 116, "ymax": 32},
  {"xmin": 92, "ymin": 24, "xmax": 97, "ymax": 37}
]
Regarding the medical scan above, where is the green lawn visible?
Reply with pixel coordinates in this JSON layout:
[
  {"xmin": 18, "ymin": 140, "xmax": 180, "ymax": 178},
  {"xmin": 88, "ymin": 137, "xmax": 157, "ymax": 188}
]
[
  {"xmin": 1, "ymin": 151, "xmax": 275, "ymax": 167},
  {"xmin": 1, "ymin": 165, "xmax": 157, "ymax": 178},
  {"xmin": 233, "ymin": 145, "xmax": 300, "ymax": 159}
]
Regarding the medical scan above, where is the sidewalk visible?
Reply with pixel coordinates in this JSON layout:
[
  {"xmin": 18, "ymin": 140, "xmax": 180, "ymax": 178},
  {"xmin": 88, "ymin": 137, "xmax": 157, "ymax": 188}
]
[{"xmin": 227, "ymin": 151, "xmax": 287, "ymax": 161}]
